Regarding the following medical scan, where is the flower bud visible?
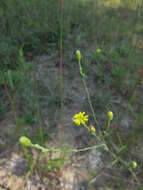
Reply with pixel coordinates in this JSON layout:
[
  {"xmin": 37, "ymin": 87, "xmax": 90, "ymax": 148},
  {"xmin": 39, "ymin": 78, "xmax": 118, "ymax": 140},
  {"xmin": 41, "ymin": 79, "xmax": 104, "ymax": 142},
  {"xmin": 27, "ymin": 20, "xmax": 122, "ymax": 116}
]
[
  {"xmin": 130, "ymin": 161, "xmax": 137, "ymax": 169},
  {"xmin": 97, "ymin": 48, "xmax": 101, "ymax": 54},
  {"xmin": 107, "ymin": 111, "xmax": 113, "ymax": 121},
  {"xmin": 89, "ymin": 125, "xmax": 96, "ymax": 134},
  {"xmin": 19, "ymin": 136, "xmax": 32, "ymax": 147},
  {"xmin": 76, "ymin": 50, "xmax": 81, "ymax": 62}
]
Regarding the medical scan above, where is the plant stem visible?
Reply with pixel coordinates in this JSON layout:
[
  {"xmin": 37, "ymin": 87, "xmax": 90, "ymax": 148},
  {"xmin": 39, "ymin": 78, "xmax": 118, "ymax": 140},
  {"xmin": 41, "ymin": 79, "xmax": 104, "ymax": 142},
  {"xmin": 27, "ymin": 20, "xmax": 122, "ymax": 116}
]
[
  {"xmin": 59, "ymin": 0, "xmax": 64, "ymax": 145},
  {"xmin": 107, "ymin": 120, "xmax": 111, "ymax": 131},
  {"xmin": 77, "ymin": 55, "xmax": 141, "ymax": 187},
  {"xmin": 78, "ymin": 60, "xmax": 99, "ymax": 127}
]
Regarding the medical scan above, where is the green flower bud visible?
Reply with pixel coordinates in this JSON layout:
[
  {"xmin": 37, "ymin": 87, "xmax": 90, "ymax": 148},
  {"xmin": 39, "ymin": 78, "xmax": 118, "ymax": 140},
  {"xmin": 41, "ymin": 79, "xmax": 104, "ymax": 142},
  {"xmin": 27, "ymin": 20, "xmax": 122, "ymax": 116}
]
[
  {"xmin": 107, "ymin": 111, "xmax": 113, "ymax": 121},
  {"xmin": 76, "ymin": 50, "xmax": 81, "ymax": 62},
  {"xmin": 89, "ymin": 125, "xmax": 96, "ymax": 135},
  {"xmin": 97, "ymin": 48, "xmax": 101, "ymax": 54},
  {"xmin": 19, "ymin": 136, "xmax": 33, "ymax": 147},
  {"xmin": 130, "ymin": 161, "xmax": 137, "ymax": 169}
]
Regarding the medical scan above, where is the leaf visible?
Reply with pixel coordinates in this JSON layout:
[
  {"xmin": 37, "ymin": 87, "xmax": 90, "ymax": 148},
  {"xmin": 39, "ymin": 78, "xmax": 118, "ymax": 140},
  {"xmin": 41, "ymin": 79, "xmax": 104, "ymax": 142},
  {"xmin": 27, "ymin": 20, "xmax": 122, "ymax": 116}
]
[{"xmin": 6, "ymin": 70, "xmax": 14, "ymax": 90}]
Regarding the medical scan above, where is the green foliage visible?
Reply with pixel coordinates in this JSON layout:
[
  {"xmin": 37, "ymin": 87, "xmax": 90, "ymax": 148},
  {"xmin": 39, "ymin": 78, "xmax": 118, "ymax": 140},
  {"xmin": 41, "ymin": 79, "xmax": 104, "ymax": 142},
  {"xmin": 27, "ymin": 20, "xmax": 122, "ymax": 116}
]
[
  {"xmin": 112, "ymin": 64, "xmax": 127, "ymax": 91},
  {"xmin": 0, "ymin": 0, "xmax": 59, "ymax": 70}
]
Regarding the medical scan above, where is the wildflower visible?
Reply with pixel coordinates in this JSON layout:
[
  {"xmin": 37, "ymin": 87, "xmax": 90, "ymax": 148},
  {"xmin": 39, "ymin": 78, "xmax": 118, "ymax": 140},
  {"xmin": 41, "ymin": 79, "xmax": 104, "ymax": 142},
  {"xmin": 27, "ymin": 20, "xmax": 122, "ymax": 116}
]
[
  {"xmin": 76, "ymin": 50, "xmax": 81, "ymax": 62},
  {"xmin": 73, "ymin": 112, "xmax": 88, "ymax": 126},
  {"xmin": 97, "ymin": 48, "xmax": 101, "ymax": 54},
  {"xmin": 19, "ymin": 136, "xmax": 33, "ymax": 148},
  {"xmin": 130, "ymin": 161, "xmax": 137, "ymax": 169},
  {"xmin": 107, "ymin": 111, "xmax": 113, "ymax": 121},
  {"xmin": 89, "ymin": 125, "xmax": 96, "ymax": 134}
]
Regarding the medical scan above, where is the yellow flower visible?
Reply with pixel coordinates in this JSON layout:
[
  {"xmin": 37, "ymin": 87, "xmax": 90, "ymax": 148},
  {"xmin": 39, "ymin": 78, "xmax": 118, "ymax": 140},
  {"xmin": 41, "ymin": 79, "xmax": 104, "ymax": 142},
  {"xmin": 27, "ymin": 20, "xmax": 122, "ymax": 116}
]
[
  {"xmin": 89, "ymin": 125, "xmax": 96, "ymax": 134},
  {"xmin": 19, "ymin": 136, "xmax": 33, "ymax": 147},
  {"xmin": 97, "ymin": 48, "xmax": 101, "ymax": 54},
  {"xmin": 107, "ymin": 111, "xmax": 113, "ymax": 121},
  {"xmin": 73, "ymin": 112, "xmax": 88, "ymax": 126}
]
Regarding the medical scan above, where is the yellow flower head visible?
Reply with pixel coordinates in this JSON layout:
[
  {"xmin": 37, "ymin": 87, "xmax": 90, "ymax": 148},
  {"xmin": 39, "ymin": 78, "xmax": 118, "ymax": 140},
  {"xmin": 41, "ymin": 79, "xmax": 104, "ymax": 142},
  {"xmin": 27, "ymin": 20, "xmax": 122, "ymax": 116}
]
[
  {"xmin": 107, "ymin": 111, "xmax": 113, "ymax": 121},
  {"xmin": 19, "ymin": 136, "xmax": 33, "ymax": 148},
  {"xmin": 73, "ymin": 112, "xmax": 88, "ymax": 126},
  {"xmin": 89, "ymin": 125, "xmax": 96, "ymax": 134},
  {"xmin": 97, "ymin": 48, "xmax": 101, "ymax": 54}
]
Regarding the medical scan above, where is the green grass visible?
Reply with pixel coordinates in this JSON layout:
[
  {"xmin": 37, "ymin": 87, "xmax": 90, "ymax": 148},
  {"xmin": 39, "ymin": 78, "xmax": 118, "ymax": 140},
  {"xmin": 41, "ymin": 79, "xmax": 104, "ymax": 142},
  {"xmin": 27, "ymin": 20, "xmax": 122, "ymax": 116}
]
[{"xmin": 0, "ymin": 0, "xmax": 143, "ymax": 145}]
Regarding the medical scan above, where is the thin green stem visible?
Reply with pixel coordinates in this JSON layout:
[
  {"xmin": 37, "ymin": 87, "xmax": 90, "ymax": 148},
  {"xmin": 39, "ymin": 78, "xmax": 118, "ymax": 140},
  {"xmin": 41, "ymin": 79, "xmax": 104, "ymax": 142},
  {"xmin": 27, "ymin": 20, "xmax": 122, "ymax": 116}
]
[
  {"xmin": 107, "ymin": 120, "xmax": 111, "ymax": 131},
  {"xmin": 59, "ymin": 0, "xmax": 64, "ymax": 145},
  {"xmin": 129, "ymin": 168, "xmax": 141, "ymax": 189},
  {"xmin": 32, "ymin": 143, "xmax": 105, "ymax": 153},
  {"xmin": 78, "ymin": 60, "xmax": 99, "ymax": 127}
]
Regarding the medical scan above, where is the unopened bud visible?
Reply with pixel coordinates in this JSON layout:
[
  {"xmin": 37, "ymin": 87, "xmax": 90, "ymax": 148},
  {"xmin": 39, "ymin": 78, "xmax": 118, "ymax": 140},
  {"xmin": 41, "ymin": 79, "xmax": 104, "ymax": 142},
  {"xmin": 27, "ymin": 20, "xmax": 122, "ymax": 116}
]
[
  {"xmin": 130, "ymin": 161, "xmax": 137, "ymax": 169},
  {"xmin": 76, "ymin": 50, "xmax": 81, "ymax": 62},
  {"xmin": 19, "ymin": 136, "xmax": 32, "ymax": 148},
  {"xmin": 107, "ymin": 111, "xmax": 113, "ymax": 121},
  {"xmin": 89, "ymin": 125, "xmax": 96, "ymax": 135},
  {"xmin": 97, "ymin": 48, "xmax": 101, "ymax": 54}
]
